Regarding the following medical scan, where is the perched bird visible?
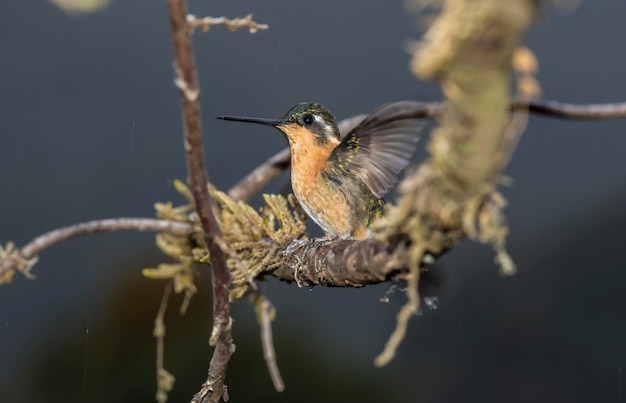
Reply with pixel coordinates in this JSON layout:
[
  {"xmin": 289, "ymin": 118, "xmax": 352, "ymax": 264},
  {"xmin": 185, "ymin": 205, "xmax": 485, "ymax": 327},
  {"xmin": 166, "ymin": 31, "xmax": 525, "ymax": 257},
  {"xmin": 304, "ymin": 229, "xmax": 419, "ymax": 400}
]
[{"xmin": 217, "ymin": 101, "xmax": 425, "ymax": 240}]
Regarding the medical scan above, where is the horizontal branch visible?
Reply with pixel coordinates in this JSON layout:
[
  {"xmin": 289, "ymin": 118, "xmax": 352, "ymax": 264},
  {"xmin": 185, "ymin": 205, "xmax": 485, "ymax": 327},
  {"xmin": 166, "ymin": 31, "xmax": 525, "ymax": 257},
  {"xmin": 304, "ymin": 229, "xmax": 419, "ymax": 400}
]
[
  {"xmin": 228, "ymin": 99, "xmax": 626, "ymax": 202},
  {"xmin": 187, "ymin": 14, "xmax": 268, "ymax": 33},
  {"xmin": 5, "ymin": 97, "xmax": 622, "ymax": 285},
  {"xmin": 270, "ymin": 239, "xmax": 407, "ymax": 287},
  {"xmin": 0, "ymin": 218, "xmax": 192, "ymax": 282},
  {"xmin": 23, "ymin": 218, "xmax": 192, "ymax": 257},
  {"xmin": 228, "ymin": 148, "xmax": 290, "ymax": 202},
  {"xmin": 521, "ymin": 100, "xmax": 626, "ymax": 119}
]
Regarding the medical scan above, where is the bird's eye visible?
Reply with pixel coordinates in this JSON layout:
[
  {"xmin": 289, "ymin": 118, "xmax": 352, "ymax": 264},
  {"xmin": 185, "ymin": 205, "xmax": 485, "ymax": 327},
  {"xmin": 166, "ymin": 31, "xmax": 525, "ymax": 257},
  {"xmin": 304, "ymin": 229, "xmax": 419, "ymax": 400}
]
[{"xmin": 302, "ymin": 114, "xmax": 314, "ymax": 125}]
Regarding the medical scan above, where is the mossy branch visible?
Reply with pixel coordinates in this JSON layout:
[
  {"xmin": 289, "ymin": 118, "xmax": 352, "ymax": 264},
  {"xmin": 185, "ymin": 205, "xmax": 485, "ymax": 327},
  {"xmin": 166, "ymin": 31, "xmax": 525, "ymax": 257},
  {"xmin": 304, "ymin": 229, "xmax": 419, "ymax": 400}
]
[{"xmin": 4, "ymin": 0, "xmax": 626, "ymax": 400}]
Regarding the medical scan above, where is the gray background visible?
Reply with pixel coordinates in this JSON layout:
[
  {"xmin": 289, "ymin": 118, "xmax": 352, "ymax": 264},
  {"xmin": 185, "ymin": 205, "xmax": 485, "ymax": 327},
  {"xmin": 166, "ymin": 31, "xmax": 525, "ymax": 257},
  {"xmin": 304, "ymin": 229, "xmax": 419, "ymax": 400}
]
[{"xmin": 1, "ymin": 1, "xmax": 626, "ymax": 402}]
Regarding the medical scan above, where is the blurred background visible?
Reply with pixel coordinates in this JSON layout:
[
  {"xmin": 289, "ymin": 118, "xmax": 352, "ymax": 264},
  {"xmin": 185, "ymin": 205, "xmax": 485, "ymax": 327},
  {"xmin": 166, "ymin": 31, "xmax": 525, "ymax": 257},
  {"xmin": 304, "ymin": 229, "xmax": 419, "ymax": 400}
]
[{"xmin": 1, "ymin": 1, "xmax": 626, "ymax": 402}]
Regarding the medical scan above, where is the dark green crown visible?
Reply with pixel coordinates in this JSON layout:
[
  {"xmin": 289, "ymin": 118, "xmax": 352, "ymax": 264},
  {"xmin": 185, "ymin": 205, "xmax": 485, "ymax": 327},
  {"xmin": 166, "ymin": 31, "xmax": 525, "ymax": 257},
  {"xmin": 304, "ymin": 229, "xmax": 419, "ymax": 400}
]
[{"xmin": 281, "ymin": 102, "xmax": 340, "ymax": 143}]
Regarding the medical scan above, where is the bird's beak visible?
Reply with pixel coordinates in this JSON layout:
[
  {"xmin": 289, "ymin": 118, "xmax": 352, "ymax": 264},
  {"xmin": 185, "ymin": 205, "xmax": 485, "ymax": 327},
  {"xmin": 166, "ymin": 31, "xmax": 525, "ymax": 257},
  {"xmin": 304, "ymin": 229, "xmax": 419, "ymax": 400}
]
[{"xmin": 216, "ymin": 115, "xmax": 280, "ymax": 127}]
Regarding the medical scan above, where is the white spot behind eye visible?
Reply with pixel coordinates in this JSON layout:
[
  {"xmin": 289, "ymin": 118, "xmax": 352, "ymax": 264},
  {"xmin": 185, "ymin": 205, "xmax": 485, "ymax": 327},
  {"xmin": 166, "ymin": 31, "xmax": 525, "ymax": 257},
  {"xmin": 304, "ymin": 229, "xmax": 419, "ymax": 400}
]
[{"xmin": 317, "ymin": 116, "xmax": 333, "ymax": 133}]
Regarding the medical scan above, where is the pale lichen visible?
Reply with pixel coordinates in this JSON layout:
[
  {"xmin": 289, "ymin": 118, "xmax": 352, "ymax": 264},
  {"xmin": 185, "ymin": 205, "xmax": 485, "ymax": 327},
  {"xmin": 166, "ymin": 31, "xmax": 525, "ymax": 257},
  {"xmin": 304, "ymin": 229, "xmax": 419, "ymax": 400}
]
[
  {"xmin": 144, "ymin": 181, "xmax": 307, "ymax": 301},
  {"xmin": 0, "ymin": 242, "xmax": 38, "ymax": 284}
]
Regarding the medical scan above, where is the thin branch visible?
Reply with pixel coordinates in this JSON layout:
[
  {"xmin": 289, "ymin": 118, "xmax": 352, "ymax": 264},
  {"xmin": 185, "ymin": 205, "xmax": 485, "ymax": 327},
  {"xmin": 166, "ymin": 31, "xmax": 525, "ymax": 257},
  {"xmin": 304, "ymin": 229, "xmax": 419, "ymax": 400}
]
[
  {"xmin": 522, "ymin": 100, "xmax": 626, "ymax": 119},
  {"xmin": 227, "ymin": 99, "xmax": 626, "ymax": 202},
  {"xmin": 252, "ymin": 292, "xmax": 285, "ymax": 392},
  {"xmin": 187, "ymin": 14, "xmax": 268, "ymax": 34},
  {"xmin": 227, "ymin": 147, "xmax": 290, "ymax": 202},
  {"xmin": 155, "ymin": 282, "xmax": 175, "ymax": 403},
  {"xmin": 374, "ymin": 247, "xmax": 423, "ymax": 367},
  {"xmin": 2, "ymin": 1, "xmax": 624, "ymax": 397},
  {"xmin": 0, "ymin": 218, "xmax": 192, "ymax": 283},
  {"xmin": 166, "ymin": 1, "xmax": 235, "ymax": 402}
]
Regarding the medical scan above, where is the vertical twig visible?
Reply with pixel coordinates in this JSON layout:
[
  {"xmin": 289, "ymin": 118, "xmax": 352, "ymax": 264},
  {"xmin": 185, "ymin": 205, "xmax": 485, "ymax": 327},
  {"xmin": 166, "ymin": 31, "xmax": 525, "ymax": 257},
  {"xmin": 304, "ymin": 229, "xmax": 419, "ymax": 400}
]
[
  {"xmin": 373, "ymin": 246, "xmax": 424, "ymax": 367},
  {"xmin": 155, "ymin": 282, "xmax": 174, "ymax": 403},
  {"xmin": 166, "ymin": 1, "xmax": 235, "ymax": 402},
  {"xmin": 252, "ymin": 292, "xmax": 285, "ymax": 392}
]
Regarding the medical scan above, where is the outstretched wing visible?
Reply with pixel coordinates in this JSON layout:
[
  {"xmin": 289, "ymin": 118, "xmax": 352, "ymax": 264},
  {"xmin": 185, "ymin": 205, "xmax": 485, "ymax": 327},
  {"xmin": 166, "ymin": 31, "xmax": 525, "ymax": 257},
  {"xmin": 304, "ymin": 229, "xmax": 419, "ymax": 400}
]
[{"xmin": 327, "ymin": 100, "xmax": 427, "ymax": 198}]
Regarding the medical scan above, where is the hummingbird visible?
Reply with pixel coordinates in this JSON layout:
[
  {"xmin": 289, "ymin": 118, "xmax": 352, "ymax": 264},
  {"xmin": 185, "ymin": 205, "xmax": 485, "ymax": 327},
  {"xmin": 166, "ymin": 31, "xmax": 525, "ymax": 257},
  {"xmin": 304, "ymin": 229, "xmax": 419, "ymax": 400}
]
[{"xmin": 217, "ymin": 101, "xmax": 425, "ymax": 240}]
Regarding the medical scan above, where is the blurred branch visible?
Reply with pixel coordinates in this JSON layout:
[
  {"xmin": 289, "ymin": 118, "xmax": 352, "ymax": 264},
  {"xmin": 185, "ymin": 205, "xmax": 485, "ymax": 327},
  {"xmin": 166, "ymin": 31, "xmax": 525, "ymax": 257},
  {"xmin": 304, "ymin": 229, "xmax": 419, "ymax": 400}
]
[
  {"xmin": 0, "ymin": 218, "xmax": 192, "ymax": 284},
  {"xmin": 228, "ymin": 99, "xmax": 626, "ymax": 202},
  {"xmin": 521, "ymin": 99, "xmax": 626, "ymax": 119},
  {"xmin": 166, "ymin": 0, "xmax": 234, "ymax": 402},
  {"xmin": 49, "ymin": 0, "xmax": 110, "ymax": 15},
  {"xmin": 154, "ymin": 282, "xmax": 175, "ymax": 403},
  {"xmin": 252, "ymin": 292, "xmax": 285, "ymax": 392},
  {"xmin": 374, "ymin": 246, "xmax": 423, "ymax": 367},
  {"xmin": 3, "ymin": 0, "xmax": 625, "ymax": 399},
  {"xmin": 228, "ymin": 147, "xmax": 291, "ymax": 202},
  {"xmin": 187, "ymin": 14, "xmax": 268, "ymax": 33},
  {"xmin": 224, "ymin": 0, "xmax": 538, "ymax": 366}
]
